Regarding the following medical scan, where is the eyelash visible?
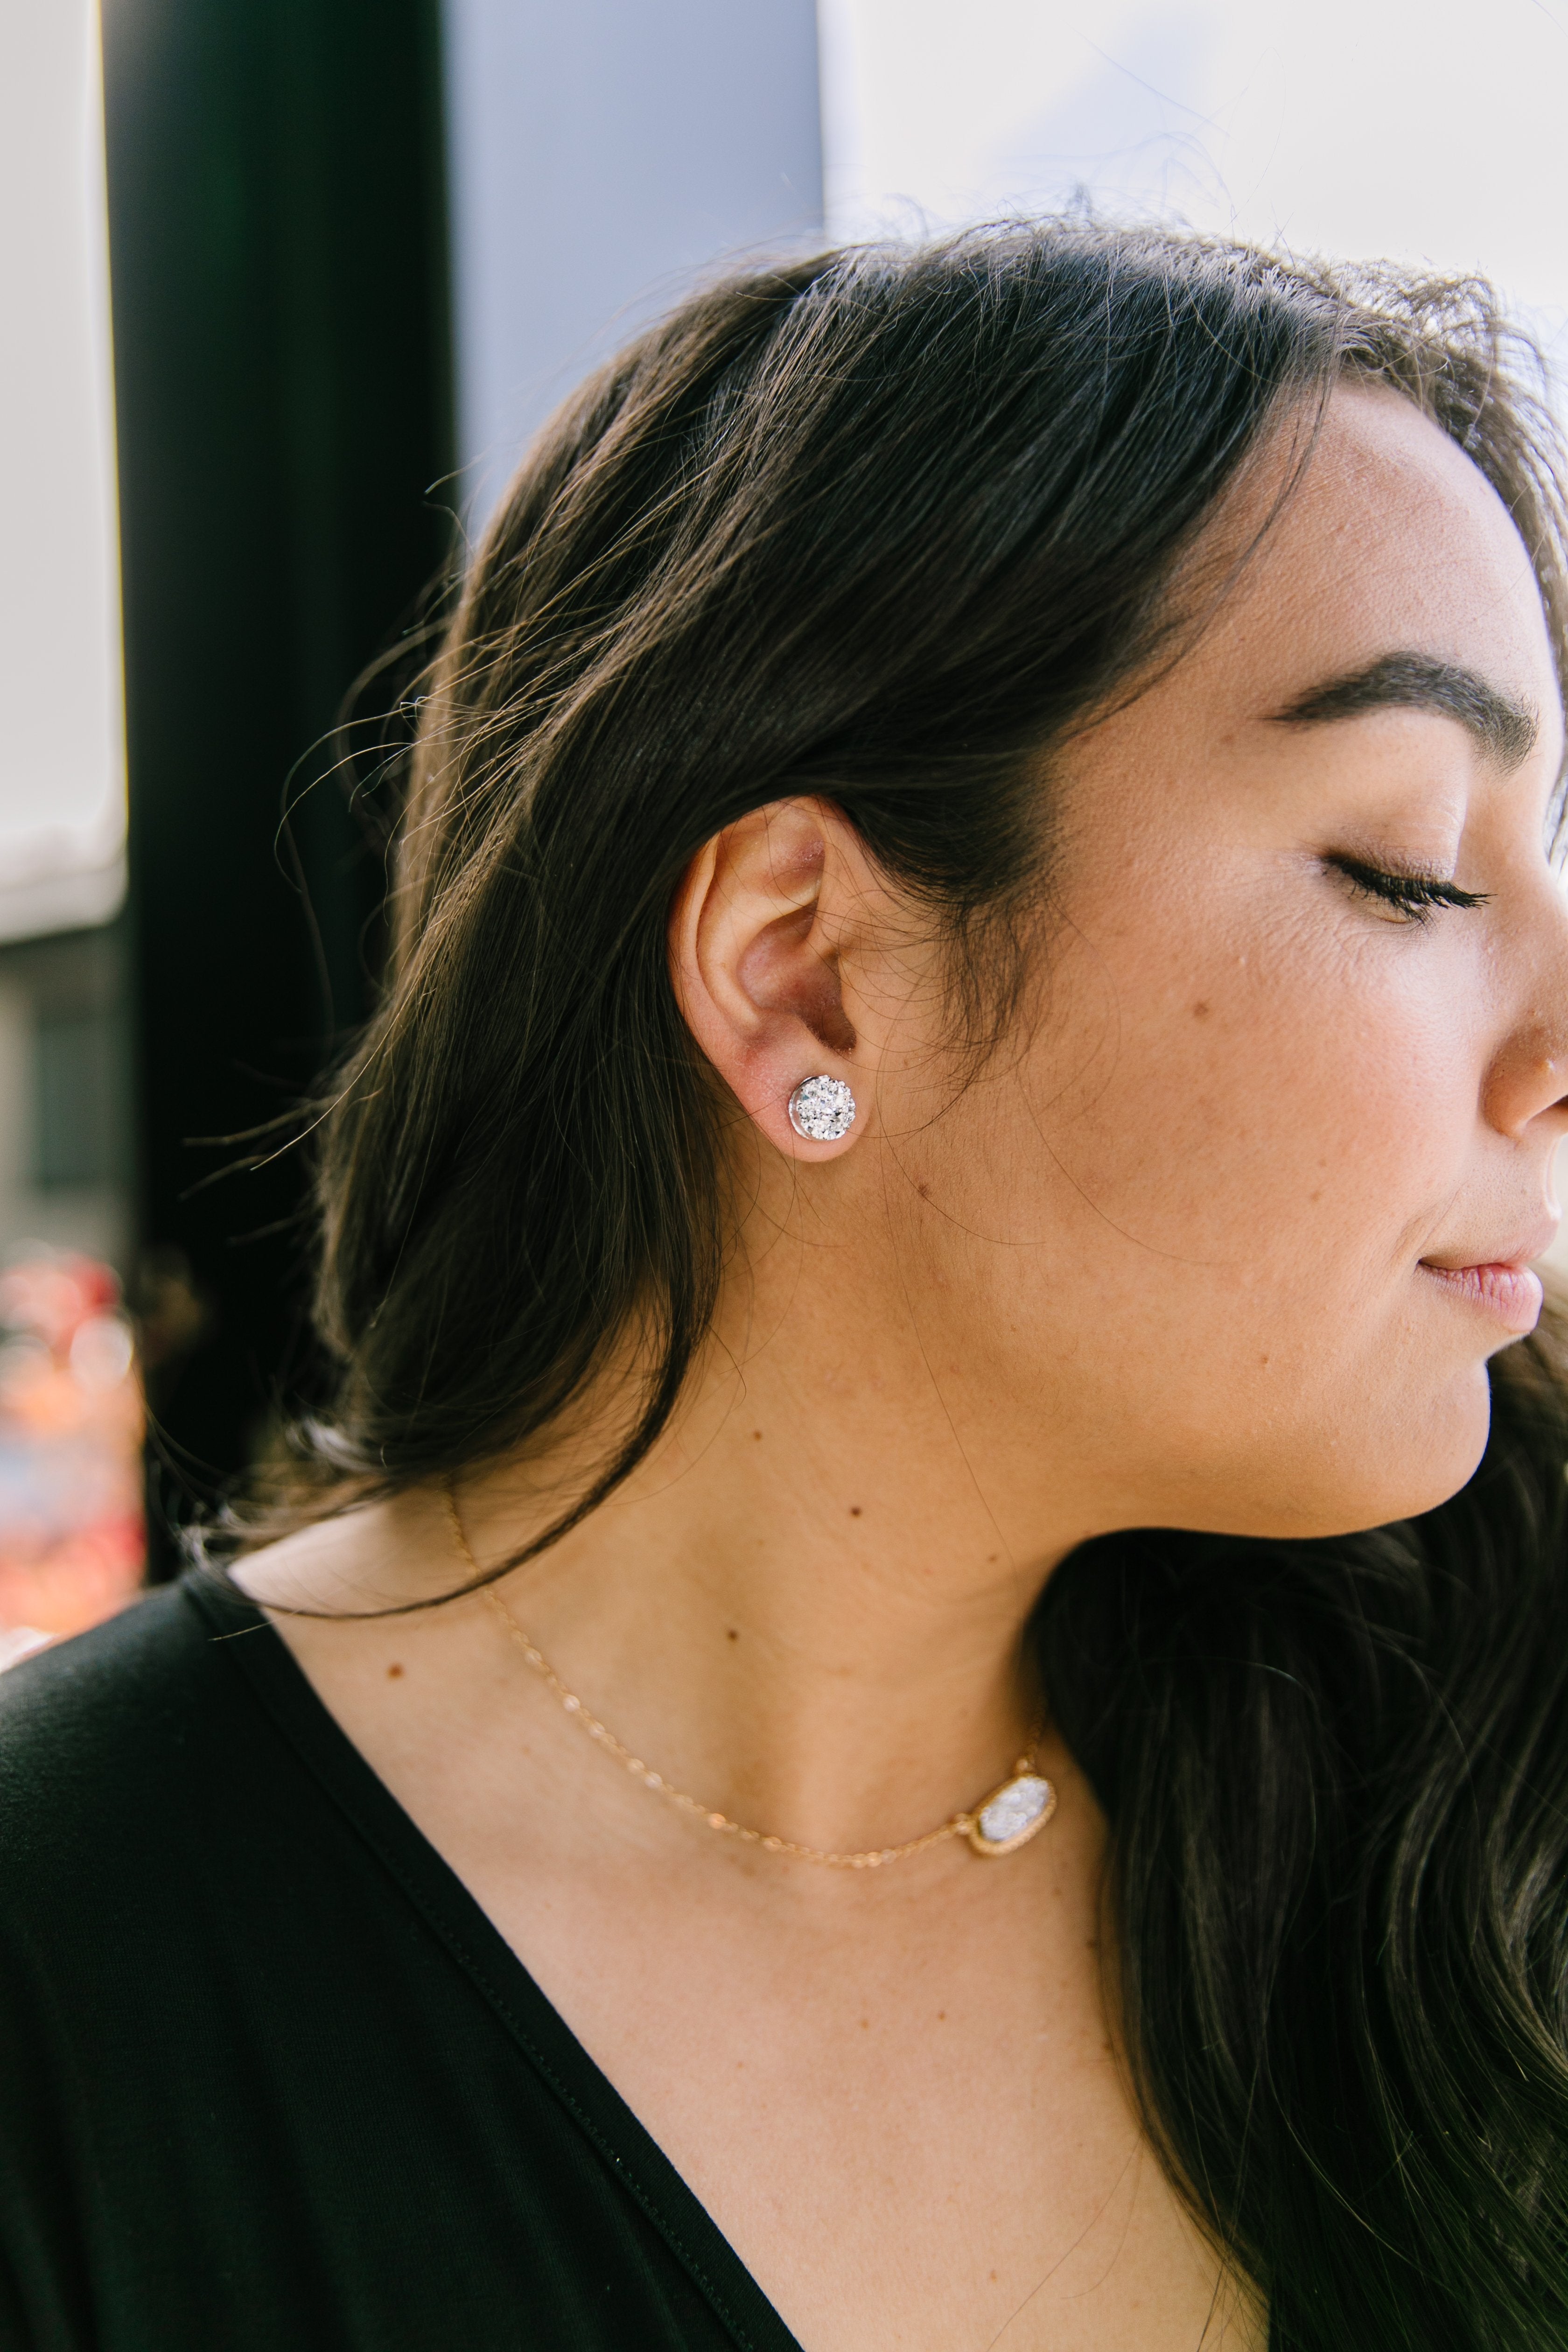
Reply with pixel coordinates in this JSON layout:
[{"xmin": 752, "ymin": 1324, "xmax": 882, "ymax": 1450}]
[{"xmin": 1326, "ymin": 855, "xmax": 1490, "ymax": 924}]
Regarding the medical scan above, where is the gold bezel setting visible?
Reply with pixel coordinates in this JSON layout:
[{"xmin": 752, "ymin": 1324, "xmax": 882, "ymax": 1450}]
[{"xmin": 966, "ymin": 1771, "xmax": 1057, "ymax": 1857}]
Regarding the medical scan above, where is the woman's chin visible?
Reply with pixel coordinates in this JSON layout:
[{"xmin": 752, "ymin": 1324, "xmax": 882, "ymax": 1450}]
[
  {"xmin": 1170, "ymin": 1366, "xmax": 1495, "ymax": 1543},
  {"xmin": 1290, "ymin": 1385, "xmax": 1493, "ymax": 1539}
]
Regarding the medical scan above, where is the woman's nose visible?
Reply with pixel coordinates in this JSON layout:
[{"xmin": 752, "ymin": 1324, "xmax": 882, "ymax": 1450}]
[{"xmin": 1483, "ymin": 878, "xmax": 1568, "ymax": 1141}]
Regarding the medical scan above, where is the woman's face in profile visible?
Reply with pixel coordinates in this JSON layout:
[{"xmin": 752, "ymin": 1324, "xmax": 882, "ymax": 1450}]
[{"xmin": 886, "ymin": 384, "xmax": 1568, "ymax": 1542}]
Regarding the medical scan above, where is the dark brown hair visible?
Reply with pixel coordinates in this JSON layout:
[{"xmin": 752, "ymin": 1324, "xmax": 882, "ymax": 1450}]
[{"xmin": 295, "ymin": 223, "xmax": 1568, "ymax": 2342}]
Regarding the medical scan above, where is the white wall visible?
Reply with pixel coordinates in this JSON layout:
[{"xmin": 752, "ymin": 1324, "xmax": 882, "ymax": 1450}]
[
  {"xmin": 442, "ymin": 0, "xmax": 825, "ymax": 530},
  {"xmin": 0, "ymin": 0, "xmax": 125, "ymax": 946},
  {"xmin": 819, "ymin": 0, "xmax": 1568, "ymax": 361}
]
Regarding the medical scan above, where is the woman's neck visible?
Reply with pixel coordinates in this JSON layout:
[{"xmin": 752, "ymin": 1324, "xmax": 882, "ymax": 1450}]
[{"xmin": 437, "ymin": 1235, "xmax": 1096, "ymax": 1860}]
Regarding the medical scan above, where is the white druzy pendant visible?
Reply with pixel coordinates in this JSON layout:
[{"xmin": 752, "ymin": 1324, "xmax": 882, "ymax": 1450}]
[{"xmin": 967, "ymin": 1771, "xmax": 1057, "ymax": 1857}]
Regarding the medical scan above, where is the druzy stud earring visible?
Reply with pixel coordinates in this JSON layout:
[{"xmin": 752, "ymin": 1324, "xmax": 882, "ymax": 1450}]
[{"xmin": 787, "ymin": 1074, "xmax": 856, "ymax": 1141}]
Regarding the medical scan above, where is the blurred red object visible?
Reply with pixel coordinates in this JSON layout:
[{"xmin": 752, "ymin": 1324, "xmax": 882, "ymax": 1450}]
[{"xmin": 0, "ymin": 1248, "xmax": 145, "ymax": 1657}]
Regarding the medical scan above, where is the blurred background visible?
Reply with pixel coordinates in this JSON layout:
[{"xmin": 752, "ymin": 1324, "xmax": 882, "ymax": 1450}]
[{"xmin": 4, "ymin": 0, "xmax": 1568, "ymax": 1648}]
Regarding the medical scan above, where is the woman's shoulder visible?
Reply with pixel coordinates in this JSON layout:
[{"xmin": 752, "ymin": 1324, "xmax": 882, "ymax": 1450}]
[{"xmin": 0, "ymin": 1580, "xmax": 257, "ymax": 1906}]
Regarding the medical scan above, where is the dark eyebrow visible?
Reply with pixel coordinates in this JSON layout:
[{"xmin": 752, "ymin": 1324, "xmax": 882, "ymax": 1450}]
[{"xmin": 1272, "ymin": 651, "xmax": 1538, "ymax": 769}]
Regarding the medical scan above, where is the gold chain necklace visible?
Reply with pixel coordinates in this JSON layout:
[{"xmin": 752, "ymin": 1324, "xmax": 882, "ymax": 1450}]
[{"xmin": 447, "ymin": 1483, "xmax": 1057, "ymax": 1868}]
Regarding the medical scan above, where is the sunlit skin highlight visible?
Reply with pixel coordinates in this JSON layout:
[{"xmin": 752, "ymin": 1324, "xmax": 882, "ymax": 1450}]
[{"xmin": 242, "ymin": 385, "xmax": 1568, "ymax": 2352}]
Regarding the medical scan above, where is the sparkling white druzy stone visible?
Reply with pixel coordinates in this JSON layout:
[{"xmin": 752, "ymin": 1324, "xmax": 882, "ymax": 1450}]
[
  {"xmin": 973, "ymin": 1773, "xmax": 1054, "ymax": 1852},
  {"xmin": 788, "ymin": 1074, "xmax": 856, "ymax": 1141}
]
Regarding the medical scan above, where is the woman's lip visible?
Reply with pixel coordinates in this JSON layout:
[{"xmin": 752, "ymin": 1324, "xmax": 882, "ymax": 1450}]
[{"xmin": 1417, "ymin": 1260, "xmax": 1545, "ymax": 1332}]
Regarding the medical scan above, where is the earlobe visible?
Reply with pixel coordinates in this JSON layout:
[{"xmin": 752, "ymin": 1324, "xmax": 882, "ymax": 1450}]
[{"xmin": 668, "ymin": 798, "xmax": 875, "ymax": 1156}]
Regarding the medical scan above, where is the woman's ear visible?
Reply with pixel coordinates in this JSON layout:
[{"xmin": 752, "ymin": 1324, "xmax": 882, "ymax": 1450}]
[{"xmin": 669, "ymin": 798, "xmax": 884, "ymax": 1156}]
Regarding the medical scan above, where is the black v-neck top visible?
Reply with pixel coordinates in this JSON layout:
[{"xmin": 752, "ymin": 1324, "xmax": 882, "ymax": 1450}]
[{"xmin": 0, "ymin": 1579, "xmax": 805, "ymax": 2352}]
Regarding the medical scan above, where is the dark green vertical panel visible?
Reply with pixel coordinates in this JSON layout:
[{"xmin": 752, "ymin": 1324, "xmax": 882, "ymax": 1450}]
[{"xmin": 100, "ymin": 0, "xmax": 453, "ymax": 1555}]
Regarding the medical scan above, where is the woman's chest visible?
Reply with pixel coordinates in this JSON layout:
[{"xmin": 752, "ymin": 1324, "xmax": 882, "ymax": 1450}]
[
  {"xmin": 476, "ymin": 1842, "xmax": 1260, "ymax": 2352},
  {"xmin": 270, "ymin": 1620, "xmax": 1260, "ymax": 2351}
]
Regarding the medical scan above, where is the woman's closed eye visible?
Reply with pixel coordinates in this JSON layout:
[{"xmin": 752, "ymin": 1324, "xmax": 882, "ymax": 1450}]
[{"xmin": 1325, "ymin": 853, "xmax": 1490, "ymax": 924}]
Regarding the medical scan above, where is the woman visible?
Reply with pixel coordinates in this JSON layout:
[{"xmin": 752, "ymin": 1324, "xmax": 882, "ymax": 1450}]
[{"xmin": 3, "ymin": 223, "xmax": 1567, "ymax": 2351}]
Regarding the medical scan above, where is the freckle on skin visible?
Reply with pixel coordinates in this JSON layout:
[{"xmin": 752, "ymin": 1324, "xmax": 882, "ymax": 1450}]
[
  {"xmin": 1192, "ymin": 1000, "xmax": 1211, "ymax": 1019},
  {"xmin": 860, "ymin": 2018, "xmax": 870, "ymax": 2030},
  {"xmin": 752, "ymin": 1429, "xmax": 763, "ymax": 1440},
  {"xmin": 726, "ymin": 1628, "xmax": 739, "ymax": 1643},
  {"xmin": 387, "ymin": 1664, "xmax": 404, "ymax": 1679},
  {"xmin": 849, "ymin": 1505, "xmax": 862, "ymax": 1517}
]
